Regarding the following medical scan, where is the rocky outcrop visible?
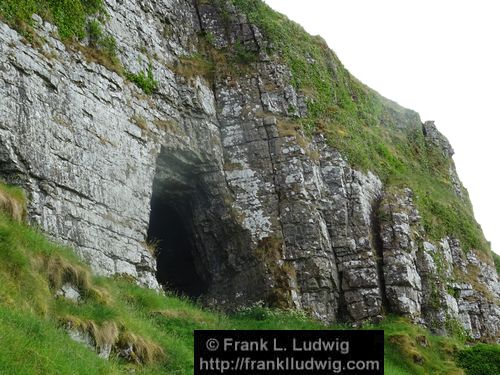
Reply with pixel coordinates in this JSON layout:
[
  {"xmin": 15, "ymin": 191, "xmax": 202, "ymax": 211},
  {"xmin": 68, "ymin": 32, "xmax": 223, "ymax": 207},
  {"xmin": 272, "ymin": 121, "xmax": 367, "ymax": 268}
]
[
  {"xmin": 380, "ymin": 189, "xmax": 500, "ymax": 339},
  {"xmin": 379, "ymin": 188, "xmax": 423, "ymax": 318},
  {"xmin": 422, "ymin": 121, "xmax": 454, "ymax": 158},
  {"xmin": 0, "ymin": 0, "xmax": 498, "ymax": 341},
  {"xmin": 422, "ymin": 120, "xmax": 464, "ymax": 197}
]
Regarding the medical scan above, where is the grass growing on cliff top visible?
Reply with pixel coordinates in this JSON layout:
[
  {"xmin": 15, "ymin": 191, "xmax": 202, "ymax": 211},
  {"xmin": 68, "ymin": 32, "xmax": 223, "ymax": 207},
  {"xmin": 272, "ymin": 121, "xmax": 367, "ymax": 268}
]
[
  {"xmin": 230, "ymin": 0, "xmax": 490, "ymax": 253},
  {"xmin": 0, "ymin": 0, "xmax": 124, "ymax": 73},
  {"xmin": 0, "ymin": 0, "xmax": 105, "ymax": 39},
  {"xmin": 0, "ymin": 1, "xmax": 159, "ymax": 93},
  {"xmin": 0, "ymin": 183, "xmax": 481, "ymax": 374}
]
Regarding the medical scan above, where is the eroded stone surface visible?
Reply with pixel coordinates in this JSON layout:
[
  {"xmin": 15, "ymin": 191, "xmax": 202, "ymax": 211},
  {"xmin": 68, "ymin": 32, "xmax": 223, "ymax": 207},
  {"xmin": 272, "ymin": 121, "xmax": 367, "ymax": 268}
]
[
  {"xmin": 380, "ymin": 188, "xmax": 422, "ymax": 318},
  {"xmin": 56, "ymin": 283, "xmax": 81, "ymax": 302},
  {"xmin": 0, "ymin": 0, "xmax": 498, "ymax": 341},
  {"xmin": 380, "ymin": 188, "xmax": 500, "ymax": 339}
]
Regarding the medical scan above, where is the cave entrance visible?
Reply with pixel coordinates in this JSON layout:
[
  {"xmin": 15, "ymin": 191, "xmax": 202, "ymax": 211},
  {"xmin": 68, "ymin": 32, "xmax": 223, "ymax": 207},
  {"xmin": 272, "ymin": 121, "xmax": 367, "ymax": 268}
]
[{"xmin": 147, "ymin": 152, "xmax": 208, "ymax": 298}]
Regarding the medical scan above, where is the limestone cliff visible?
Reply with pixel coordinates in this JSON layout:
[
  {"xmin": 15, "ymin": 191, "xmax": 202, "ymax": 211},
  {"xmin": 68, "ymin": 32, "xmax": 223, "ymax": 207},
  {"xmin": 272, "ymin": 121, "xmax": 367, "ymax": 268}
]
[{"xmin": 0, "ymin": 0, "xmax": 498, "ymax": 341}]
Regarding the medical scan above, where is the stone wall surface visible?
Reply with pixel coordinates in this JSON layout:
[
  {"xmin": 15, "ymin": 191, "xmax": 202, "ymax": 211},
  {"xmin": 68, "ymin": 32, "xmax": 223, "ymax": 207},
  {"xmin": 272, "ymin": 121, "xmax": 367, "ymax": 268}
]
[{"xmin": 0, "ymin": 0, "xmax": 498, "ymax": 340}]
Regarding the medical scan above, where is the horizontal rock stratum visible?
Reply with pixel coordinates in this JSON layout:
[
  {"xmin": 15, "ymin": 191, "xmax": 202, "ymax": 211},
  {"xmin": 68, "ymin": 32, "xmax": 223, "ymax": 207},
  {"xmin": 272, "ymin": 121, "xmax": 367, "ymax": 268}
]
[{"xmin": 0, "ymin": 0, "xmax": 498, "ymax": 341}]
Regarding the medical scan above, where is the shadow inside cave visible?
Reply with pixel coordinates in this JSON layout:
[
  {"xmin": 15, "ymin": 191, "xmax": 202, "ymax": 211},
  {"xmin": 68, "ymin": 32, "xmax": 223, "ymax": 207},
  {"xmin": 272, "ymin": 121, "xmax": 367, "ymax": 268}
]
[{"xmin": 147, "ymin": 180, "xmax": 207, "ymax": 298}]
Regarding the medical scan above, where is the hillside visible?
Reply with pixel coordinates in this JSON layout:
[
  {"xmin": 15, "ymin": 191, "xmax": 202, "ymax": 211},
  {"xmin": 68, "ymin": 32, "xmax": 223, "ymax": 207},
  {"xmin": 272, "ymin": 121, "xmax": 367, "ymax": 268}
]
[{"xmin": 1, "ymin": 183, "xmax": 498, "ymax": 374}]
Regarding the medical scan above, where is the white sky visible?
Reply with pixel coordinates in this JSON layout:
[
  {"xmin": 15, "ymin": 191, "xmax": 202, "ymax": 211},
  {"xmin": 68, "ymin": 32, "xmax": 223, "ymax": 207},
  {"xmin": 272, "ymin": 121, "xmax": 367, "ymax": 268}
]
[{"xmin": 264, "ymin": 0, "xmax": 500, "ymax": 254}]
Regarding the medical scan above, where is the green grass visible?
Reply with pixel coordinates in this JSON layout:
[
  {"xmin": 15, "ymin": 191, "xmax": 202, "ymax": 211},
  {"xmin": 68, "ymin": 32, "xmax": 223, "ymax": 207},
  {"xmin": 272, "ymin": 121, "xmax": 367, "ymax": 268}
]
[
  {"xmin": 493, "ymin": 252, "xmax": 500, "ymax": 274},
  {"xmin": 0, "ymin": 183, "xmax": 487, "ymax": 374},
  {"xmin": 376, "ymin": 317, "xmax": 466, "ymax": 375},
  {"xmin": 125, "ymin": 63, "xmax": 158, "ymax": 95},
  {"xmin": 0, "ymin": 0, "xmax": 105, "ymax": 40},
  {"xmin": 0, "ymin": 307, "xmax": 117, "ymax": 375},
  {"xmin": 456, "ymin": 344, "xmax": 500, "ymax": 375},
  {"xmin": 229, "ymin": 0, "xmax": 490, "ymax": 254},
  {"xmin": 0, "ymin": 180, "xmax": 26, "ymax": 203},
  {"xmin": 0, "ymin": 0, "xmax": 123, "ymax": 73}
]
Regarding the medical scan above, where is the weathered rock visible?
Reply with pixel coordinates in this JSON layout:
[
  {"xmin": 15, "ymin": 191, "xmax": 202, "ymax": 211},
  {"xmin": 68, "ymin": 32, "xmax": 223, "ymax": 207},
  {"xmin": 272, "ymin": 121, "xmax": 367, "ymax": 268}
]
[
  {"xmin": 66, "ymin": 326, "xmax": 95, "ymax": 350},
  {"xmin": 423, "ymin": 120, "xmax": 454, "ymax": 158},
  {"xmin": 56, "ymin": 283, "xmax": 81, "ymax": 302},
  {"xmin": 453, "ymin": 249, "xmax": 500, "ymax": 340},
  {"xmin": 422, "ymin": 121, "xmax": 465, "ymax": 197},
  {"xmin": 379, "ymin": 188, "xmax": 423, "ymax": 318},
  {"xmin": 0, "ymin": 0, "xmax": 498, "ymax": 342},
  {"xmin": 380, "ymin": 189, "xmax": 500, "ymax": 339}
]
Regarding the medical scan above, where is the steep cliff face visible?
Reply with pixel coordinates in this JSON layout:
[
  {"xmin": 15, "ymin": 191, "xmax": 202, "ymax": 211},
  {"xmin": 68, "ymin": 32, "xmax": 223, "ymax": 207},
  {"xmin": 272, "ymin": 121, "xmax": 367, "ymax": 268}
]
[{"xmin": 0, "ymin": 0, "xmax": 498, "ymax": 341}]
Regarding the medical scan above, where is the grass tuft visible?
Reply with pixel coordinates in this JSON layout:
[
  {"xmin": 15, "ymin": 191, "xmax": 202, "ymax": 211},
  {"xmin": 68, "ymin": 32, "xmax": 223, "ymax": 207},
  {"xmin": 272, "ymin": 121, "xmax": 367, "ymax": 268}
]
[
  {"xmin": 492, "ymin": 252, "xmax": 500, "ymax": 275},
  {"xmin": 125, "ymin": 63, "xmax": 158, "ymax": 95},
  {"xmin": 118, "ymin": 331, "xmax": 165, "ymax": 364},
  {"xmin": 174, "ymin": 53, "xmax": 215, "ymax": 83},
  {"xmin": 0, "ymin": 181, "xmax": 26, "ymax": 222},
  {"xmin": 45, "ymin": 255, "xmax": 91, "ymax": 292}
]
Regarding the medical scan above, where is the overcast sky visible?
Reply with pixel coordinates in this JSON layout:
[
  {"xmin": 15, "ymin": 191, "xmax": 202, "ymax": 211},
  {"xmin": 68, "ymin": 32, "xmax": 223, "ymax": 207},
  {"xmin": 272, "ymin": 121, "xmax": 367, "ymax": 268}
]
[{"xmin": 263, "ymin": 0, "xmax": 500, "ymax": 254}]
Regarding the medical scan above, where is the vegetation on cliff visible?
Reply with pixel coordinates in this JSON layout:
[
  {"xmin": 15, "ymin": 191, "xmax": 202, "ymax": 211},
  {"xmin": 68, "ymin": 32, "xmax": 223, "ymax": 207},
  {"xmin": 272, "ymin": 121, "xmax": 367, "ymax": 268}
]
[
  {"xmin": 0, "ymin": 0, "xmax": 491, "ymax": 255},
  {"xmin": 493, "ymin": 252, "xmax": 500, "ymax": 274},
  {"xmin": 0, "ymin": 0, "xmax": 105, "ymax": 40},
  {"xmin": 0, "ymin": 1, "xmax": 498, "ymax": 374},
  {"xmin": 0, "ymin": 0, "xmax": 161, "ymax": 89},
  {"xmin": 229, "ymin": 0, "xmax": 490, "ymax": 254}
]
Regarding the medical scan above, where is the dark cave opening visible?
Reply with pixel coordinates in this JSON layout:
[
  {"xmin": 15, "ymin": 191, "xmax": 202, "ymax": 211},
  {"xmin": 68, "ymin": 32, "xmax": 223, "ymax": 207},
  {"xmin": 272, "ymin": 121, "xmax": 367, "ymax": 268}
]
[{"xmin": 147, "ymin": 194, "xmax": 207, "ymax": 298}]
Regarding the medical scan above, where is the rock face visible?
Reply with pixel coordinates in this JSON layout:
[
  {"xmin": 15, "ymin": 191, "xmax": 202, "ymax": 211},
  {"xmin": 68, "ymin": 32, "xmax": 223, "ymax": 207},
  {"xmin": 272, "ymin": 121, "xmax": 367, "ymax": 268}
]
[
  {"xmin": 0, "ymin": 0, "xmax": 498, "ymax": 340},
  {"xmin": 380, "ymin": 190, "xmax": 500, "ymax": 340},
  {"xmin": 379, "ymin": 188, "xmax": 423, "ymax": 318}
]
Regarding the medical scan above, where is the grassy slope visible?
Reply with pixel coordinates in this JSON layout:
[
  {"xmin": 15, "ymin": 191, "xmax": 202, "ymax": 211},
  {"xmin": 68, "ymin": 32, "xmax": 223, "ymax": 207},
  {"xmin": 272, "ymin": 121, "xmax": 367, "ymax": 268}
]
[{"xmin": 0, "ymin": 184, "xmax": 483, "ymax": 374}]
